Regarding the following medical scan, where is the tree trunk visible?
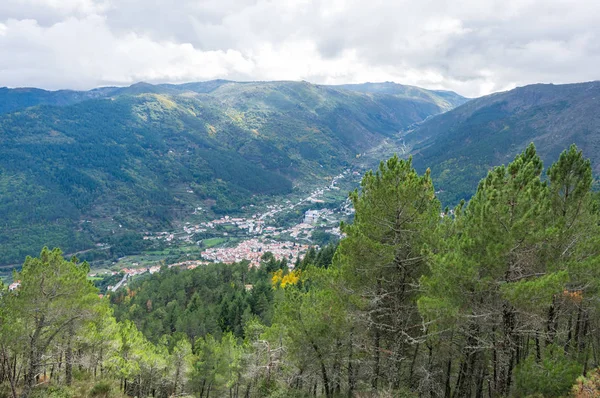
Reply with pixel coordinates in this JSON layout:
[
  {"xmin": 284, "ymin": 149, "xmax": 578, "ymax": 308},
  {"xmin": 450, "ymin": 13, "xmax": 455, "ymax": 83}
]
[
  {"xmin": 66, "ymin": 325, "xmax": 74, "ymax": 386},
  {"xmin": 199, "ymin": 379, "xmax": 206, "ymax": 398},
  {"xmin": 453, "ymin": 358, "xmax": 467, "ymax": 398},
  {"xmin": 243, "ymin": 381, "xmax": 251, "ymax": 398},
  {"xmin": 1, "ymin": 352, "xmax": 18, "ymax": 398},
  {"xmin": 578, "ymin": 310, "xmax": 589, "ymax": 353},
  {"xmin": 444, "ymin": 359, "xmax": 452, "ymax": 398},
  {"xmin": 546, "ymin": 298, "xmax": 558, "ymax": 346},
  {"xmin": 173, "ymin": 364, "xmax": 181, "ymax": 396},
  {"xmin": 475, "ymin": 364, "xmax": 485, "ymax": 398},
  {"xmin": 348, "ymin": 336, "xmax": 355, "ymax": 398},
  {"xmin": 491, "ymin": 329, "xmax": 498, "ymax": 395},
  {"xmin": 564, "ymin": 314, "xmax": 573, "ymax": 353},
  {"xmin": 23, "ymin": 346, "xmax": 41, "ymax": 398},
  {"xmin": 372, "ymin": 328, "xmax": 380, "ymax": 391},
  {"xmin": 498, "ymin": 305, "xmax": 516, "ymax": 396},
  {"xmin": 310, "ymin": 339, "xmax": 332, "ymax": 398},
  {"xmin": 574, "ymin": 305, "xmax": 583, "ymax": 351},
  {"xmin": 99, "ymin": 346, "xmax": 104, "ymax": 377},
  {"xmin": 333, "ymin": 339, "xmax": 342, "ymax": 395},
  {"xmin": 409, "ymin": 342, "xmax": 420, "ymax": 389}
]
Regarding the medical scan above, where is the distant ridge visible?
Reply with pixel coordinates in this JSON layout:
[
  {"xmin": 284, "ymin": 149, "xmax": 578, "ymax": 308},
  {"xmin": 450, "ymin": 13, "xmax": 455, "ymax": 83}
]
[
  {"xmin": 0, "ymin": 80, "xmax": 467, "ymax": 114},
  {"xmin": 405, "ymin": 81, "xmax": 600, "ymax": 204},
  {"xmin": 332, "ymin": 81, "xmax": 468, "ymax": 111}
]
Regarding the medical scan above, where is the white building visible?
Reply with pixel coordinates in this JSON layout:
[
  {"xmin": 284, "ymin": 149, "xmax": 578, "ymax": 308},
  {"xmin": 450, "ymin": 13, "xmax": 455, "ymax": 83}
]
[{"xmin": 304, "ymin": 210, "xmax": 320, "ymax": 224}]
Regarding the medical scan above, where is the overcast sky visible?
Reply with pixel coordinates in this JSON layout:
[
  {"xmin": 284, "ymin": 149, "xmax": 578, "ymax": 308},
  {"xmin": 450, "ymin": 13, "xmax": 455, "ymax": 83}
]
[{"xmin": 0, "ymin": 0, "xmax": 599, "ymax": 97}]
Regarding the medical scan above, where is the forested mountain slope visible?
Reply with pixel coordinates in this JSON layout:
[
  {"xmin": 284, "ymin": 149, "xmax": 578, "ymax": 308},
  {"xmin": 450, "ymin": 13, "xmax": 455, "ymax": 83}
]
[
  {"xmin": 0, "ymin": 81, "xmax": 464, "ymax": 265},
  {"xmin": 335, "ymin": 81, "xmax": 469, "ymax": 111},
  {"xmin": 406, "ymin": 81, "xmax": 600, "ymax": 203}
]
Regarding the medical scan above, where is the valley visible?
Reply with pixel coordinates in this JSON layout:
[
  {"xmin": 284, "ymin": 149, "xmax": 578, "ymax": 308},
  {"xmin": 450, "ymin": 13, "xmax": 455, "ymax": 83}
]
[
  {"xmin": 3, "ymin": 80, "xmax": 600, "ymax": 286},
  {"xmin": 84, "ymin": 167, "xmax": 361, "ymax": 292},
  {"xmin": 2, "ymin": 79, "xmax": 600, "ymax": 397},
  {"xmin": 4, "ymin": 2, "xmax": 600, "ymax": 396},
  {"xmin": 0, "ymin": 79, "xmax": 462, "ymax": 269}
]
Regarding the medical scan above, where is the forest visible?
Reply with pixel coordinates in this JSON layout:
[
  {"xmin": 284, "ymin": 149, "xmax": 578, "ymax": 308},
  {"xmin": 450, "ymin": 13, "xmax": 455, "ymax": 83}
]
[
  {"xmin": 0, "ymin": 78, "xmax": 458, "ymax": 266},
  {"xmin": 1, "ymin": 143, "xmax": 600, "ymax": 398}
]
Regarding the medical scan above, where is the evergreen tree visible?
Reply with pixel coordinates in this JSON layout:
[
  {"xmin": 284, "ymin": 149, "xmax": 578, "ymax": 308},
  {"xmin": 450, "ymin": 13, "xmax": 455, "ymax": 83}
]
[
  {"xmin": 335, "ymin": 155, "xmax": 440, "ymax": 391},
  {"xmin": 3, "ymin": 248, "xmax": 102, "ymax": 397},
  {"xmin": 420, "ymin": 144, "xmax": 600, "ymax": 397}
]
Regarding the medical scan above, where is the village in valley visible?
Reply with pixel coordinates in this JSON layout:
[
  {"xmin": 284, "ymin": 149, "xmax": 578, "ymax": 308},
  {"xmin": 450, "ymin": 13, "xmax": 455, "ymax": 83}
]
[{"xmin": 91, "ymin": 169, "xmax": 360, "ymax": 291}]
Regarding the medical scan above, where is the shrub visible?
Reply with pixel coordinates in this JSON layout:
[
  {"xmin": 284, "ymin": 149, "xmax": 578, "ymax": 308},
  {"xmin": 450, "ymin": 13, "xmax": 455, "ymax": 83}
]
[
  {"xmin": 515, "ymin": 344, "xmax": 582, "ymax": 397},
  {"xmin": 0, "ymin": 384, "xmax": 12, "ymax": 398},
  {"xmin": 89, "ymin": 381, "xmax": 112, "ymax": 398},
  {"xmin": 30, "ymin": 386, "xmax": 73, "ymax": 398},
  {"xmin": 571, "ymin": 368, "xmax": 600, "ymax": 397}
]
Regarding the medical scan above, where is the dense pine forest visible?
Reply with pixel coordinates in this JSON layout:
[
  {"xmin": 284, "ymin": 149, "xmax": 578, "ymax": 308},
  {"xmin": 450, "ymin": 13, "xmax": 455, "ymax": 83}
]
[{"xmin": 2, "ymin": 143, "xmax": 600, "ymax": 398}]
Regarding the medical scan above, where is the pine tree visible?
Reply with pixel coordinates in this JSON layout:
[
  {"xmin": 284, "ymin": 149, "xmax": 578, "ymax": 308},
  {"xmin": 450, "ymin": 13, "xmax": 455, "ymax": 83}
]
[
  {"xmin": 4, "ymin": 248, "xmax": 102, "ymax": 397},
  {"xmin": 335, "ymin": 154, "xmax": 440, "ymax": 391},
  {"xmin": 420, "ymin": 144, "xmax": 600, "ymax": 397}
]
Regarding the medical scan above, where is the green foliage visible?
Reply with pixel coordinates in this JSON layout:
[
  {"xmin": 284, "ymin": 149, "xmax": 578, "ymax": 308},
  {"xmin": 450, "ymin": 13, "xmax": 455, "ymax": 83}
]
[
  {"xmin": 295, "ymin": 243, "xmax": 337, "ymax": 270},
  {"xmin": 89, "ymin": 381, "xmax": 112, "ymax": 398},
  {"xmin": 0, "ymin": 81, "xmax": 458, "ymax": 266},
  {"xmin": 2, "ymin": 144, "xmax": 600, "ymax": 398},
  {"xmin": 420, "ymin": 144, "xmax": 600, "ymax": 397},
  {"xmin": 110, "ymin": 261, "xmax": 277, "ymax": 342},
  {"xmin": 29, "ymin": 386, "xmax": 74, "ymax": 398},
  {"xmin": 90, "ymin": 381, "xmax": 112, "ymax": 398},
  {"xmin": 106, "ymin": 232, "xmax": 150, "ymax": 257},
  {"xmin": 409, "ymin": 82, "xmax": 600, "ymax": 206},
  {"xmin": 338, "ymin": 155, "xmax": 440, "ymax": 291},
  {"xmin": 547, "ymin": 144, "xmax": 593, "ymax": 218},
  {"xmin": 310, "ymin": 230, "xmax": 338, "ymax": 246},
  {"xmin": 515, "ymin": 345, "xmax": 583, "ymax": 397},
  {"xmin": 501, "ymin": 270, "xmax": 569, "ymax": 308},
  {"xmin": 189, "ymin": 332, "xmax": 245, "ymax": 398},
  {"xmin": 2, "ymin": 248, "xmax": 103, "ymax": 392},
  {"xmin": 334, "ymin": 155, "xmax": 440, "ymax": 391}
]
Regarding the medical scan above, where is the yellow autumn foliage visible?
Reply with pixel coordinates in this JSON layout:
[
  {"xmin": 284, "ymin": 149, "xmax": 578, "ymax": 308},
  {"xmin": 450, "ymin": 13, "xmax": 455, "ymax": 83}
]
[{"xmin": 271, "ymin": 269, "xmax": 300, "ymax": 288}]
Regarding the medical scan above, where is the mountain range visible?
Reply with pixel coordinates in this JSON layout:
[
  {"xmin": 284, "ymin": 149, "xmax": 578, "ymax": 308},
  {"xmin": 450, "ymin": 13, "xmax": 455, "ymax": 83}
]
[
  {"xmin": 0, "ymin": 80, "xmax": 466, "ymax": 264},
  {"xmin": 2, "ymin": 79, "xmax": 599, "ymax": 266}
]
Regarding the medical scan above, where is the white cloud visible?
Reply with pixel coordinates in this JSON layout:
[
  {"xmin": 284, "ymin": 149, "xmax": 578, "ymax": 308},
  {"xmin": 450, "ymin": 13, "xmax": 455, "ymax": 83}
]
[
  {"xmin": 0, "ymin": 0, "xmax": 599, "ymax": 96},
  {"xmin": 0, "ymin": 16, "xmax": 254, "ymax": 89}
]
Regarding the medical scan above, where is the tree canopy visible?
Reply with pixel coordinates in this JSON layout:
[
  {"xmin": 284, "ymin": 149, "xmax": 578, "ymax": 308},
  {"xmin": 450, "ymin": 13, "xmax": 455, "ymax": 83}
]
[{"xmin": 1, "ymin": 143, "xmax": 600, "ymax": 398}]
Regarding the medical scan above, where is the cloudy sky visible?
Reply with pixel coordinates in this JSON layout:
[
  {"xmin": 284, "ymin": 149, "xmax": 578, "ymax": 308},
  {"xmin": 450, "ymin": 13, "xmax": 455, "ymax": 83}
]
[{"xmin": 0, "ymin": 0, "xmax": 598, "ymax": 97}]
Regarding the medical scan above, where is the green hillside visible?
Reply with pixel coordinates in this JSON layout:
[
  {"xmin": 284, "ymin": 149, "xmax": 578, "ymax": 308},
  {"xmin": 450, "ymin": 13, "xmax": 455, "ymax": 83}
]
[
  {"xmin": 0, "ymin": 80, "xmax": 464, "ymax": 265},
  {"xmin": 406, "ymin": 81, "xmax": 600, "ymax": 203},
  {"xmin": 335, "ymin": 81, "xmax": 469, "ymax": 111}
]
